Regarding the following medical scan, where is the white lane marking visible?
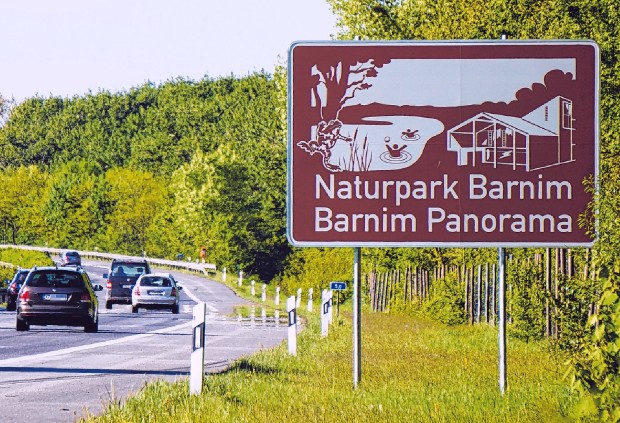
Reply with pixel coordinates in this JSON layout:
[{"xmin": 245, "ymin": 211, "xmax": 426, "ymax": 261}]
[
  {"xmin": 181, "ymin": 283, "xmax": 218, "ymax": 312},
  {"xmin": 0, "ymin": 320, "xmax": 196, "ymax": 366}
]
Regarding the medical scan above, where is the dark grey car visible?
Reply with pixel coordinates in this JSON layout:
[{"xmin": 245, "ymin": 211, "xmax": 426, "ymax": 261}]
[
  {"xmin": 16, "ymin": 266, "xmax": 103, "ymax": 332},
  {"xmin": 6, "ymin": 268, "xmax": 30, "ymax": 311},
  {"xmin": 104, "ymin": 259, "xmax": 151, "ymax": 309},
  {"xmin": 60, "ymin": 250, "xmax": 81, "ymax": 266}
]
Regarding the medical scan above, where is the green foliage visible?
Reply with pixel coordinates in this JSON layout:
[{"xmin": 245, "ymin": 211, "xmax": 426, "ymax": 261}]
[
  {"xmin": 41, "ymin": 161, "xmax": 110, "ymax": 249},
  {"xmin": 0, "ymin": 247, "xmax": 54, "ymax": 268},
  {"xmin": 566, "ymin": 267, "xmax": 620, "ymax": 422},
  {"xmin": 275, "ymin": 248, "xmax": 354, "ymax": 297},
  {"xmin": 0, "ymin": 267, "xmax": 13, "ymax": 286},
  {"xmin": 553, "ymin": 273, "xmax": 600, "ymax": 353},
  {"xmin": 0, "ymin": 165, "xmax": 49, "ymax": 244},
  {"xmin": 423, "ymin": 273, "xmax": 466, "ymax": 325},
  {"xmin": 102, "ymin": 168, "xmax": 168, "ymax": 255},
  {"xmin": 507, "ymin": 258, "xmax": 546, "ymax": 341}
]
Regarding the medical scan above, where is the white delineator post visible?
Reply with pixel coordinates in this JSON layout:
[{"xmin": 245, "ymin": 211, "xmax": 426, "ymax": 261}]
[
  {"xmin": 251, "ymin": 280, "xmax": 255, "ymax": 296},
  {"xmin": 321, "ymin": 289, "xmax": 329, "ymax": 337},
  {"xmin": 307, "ymin": 288, "xmax": 313, "ymax": 312},
  {"xmin": 287, "ymin": 296, "xmax": 297, "ymax": 356},
  {"xmin": 238, "ymin": 271, "xmax": 243, "ymax": 287},
  {"xmin": 328, "ymin": 290, "xmax": 334, "ymax": 324},
  {"xmin": 222, "ymin": 267, "xmax": 226, "ymax": 283},
  {"xmin": 190, "ymin": 302, "xmax": 206, "ymax": 395},
  {"xmin": 261, "ymin": 284, "xmax": 267, "ymax": 302},
  {"xmin": 275, "ymin": 286, "xmax": 280, "ymax": 306}
]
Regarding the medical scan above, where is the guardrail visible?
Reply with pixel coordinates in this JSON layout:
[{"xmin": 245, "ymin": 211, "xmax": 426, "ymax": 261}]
[{"xmin": 0, "ymin": 244, "xmax": 217, "ymax": 276}]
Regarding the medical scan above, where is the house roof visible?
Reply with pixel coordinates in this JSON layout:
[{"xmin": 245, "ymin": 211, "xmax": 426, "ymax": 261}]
[
  {"xmin": 449, "ymin": 112, "xmax": 558, "ymax": 137},
  {"xmin": 484, "ymin": 113, "xmax": 557, "ymax": 136}
]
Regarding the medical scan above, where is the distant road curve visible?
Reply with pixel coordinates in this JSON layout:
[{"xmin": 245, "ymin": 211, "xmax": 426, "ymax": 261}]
[{"xmin": 0, "ymin": 244, "xmax": 216, "ymax": 275}]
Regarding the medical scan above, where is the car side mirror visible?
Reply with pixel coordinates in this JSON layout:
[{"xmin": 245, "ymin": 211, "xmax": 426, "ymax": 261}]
[
  {"xmin": 93, "ymin": 284, "xmax": 104, "ymax": 291},
  {"xmin": 177, "ymin": 285, "xmax": 183, "ymax": 291}
]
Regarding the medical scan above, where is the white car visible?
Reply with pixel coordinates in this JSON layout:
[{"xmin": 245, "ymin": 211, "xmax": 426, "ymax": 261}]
[{"xmin": 131, "ymin": 273, "xmax": 182, "ymax": 314}]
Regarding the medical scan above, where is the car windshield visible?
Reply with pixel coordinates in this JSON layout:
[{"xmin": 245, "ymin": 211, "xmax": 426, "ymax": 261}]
[
  {"xmin": 28, "ymin": 271, "xmax": 82, "ymax": 288},
  {"xmin": 15, "ymin": 271, "xmax": 29, "ymax": 283},
  {"xmin": 140, "ymin": 277, "xmax": 172, "ymax": 287},
  {"xmin": 112, "ymin": 264, "xmax": 145, "ymax": 277},
  {"xmin": 66, "ymin": 252, "xmax": 79, "ymax": 258}
]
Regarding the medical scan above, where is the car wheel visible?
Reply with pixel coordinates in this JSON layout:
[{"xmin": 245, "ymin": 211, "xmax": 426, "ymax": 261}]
[
  {"xmin": 131, "ymin": 305, "xmax": 138, "ymax": 313},
  {"xmin": 84, "ymin": 318, "xmax": 98, "ymax": 333},
  {"xmin": 172, "ymin": 303, "xmax": 179, "ymax": 314},
  {"xmin": 16, "ymin": 316, "xmax": 29, "ymax": 332},
  {"xmin": 105, "ymin": 301, "xmax": 112, "ymax": 310}
]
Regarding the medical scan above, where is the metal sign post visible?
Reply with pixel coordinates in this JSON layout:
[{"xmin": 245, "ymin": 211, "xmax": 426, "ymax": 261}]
[
  {"xmin": 353, "ymin": 247, "xmax": 362, "ymax": 388},
  {"xmin": 190, "ymin": 302, "xmax": 206, "ymax": 395},
  {"xmin": 498, "ymin": 247, "xmax": 507, "ymax": 394}
]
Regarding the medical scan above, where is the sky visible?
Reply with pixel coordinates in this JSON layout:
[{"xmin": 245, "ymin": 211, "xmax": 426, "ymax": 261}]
[{"xmin": 0, "ymin": 0, "xmax": 337, "ymax": 103}]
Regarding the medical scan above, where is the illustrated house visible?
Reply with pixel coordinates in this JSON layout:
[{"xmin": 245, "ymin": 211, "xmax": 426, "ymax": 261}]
[{"xmin": 447, "ymin": 96, "xmax": 574, "ymax": 171}]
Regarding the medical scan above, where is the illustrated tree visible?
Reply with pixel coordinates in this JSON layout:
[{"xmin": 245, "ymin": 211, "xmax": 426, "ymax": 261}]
[{"xmin": 311, "ymin": 56, "xmax": 391, "ymax": 121}]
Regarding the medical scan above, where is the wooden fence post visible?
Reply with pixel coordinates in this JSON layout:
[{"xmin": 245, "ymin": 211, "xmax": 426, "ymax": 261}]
[
  {"xmin": 468, "ymin": 267, "xmax": 474, "ymax": 325},
  {"xmin": 464, "ymin": 265, "xmax": 469, "ymax": 320},
  {"xmin": 476, "ymin": 264, "xmax": 482, "ymax": 324},
  {"xmin": 491, "ymin": 263, "xmax": 496, "ymax": 325}
]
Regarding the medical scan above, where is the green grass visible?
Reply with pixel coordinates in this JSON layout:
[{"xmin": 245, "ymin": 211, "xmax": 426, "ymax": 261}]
[{"xmin": 83, "ymin": 312, "xmax": 578, "ymax": 423}]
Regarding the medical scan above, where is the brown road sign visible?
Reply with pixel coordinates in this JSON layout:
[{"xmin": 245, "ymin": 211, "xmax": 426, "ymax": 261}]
[{"xmin": 287, "ymin": 40, "xmax": 599, "ymax": 247}]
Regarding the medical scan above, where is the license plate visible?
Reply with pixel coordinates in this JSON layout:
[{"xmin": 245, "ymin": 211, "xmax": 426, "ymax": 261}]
[
  {"xmin": 44, "ymin": 294, "xmax": 67, "ymax": 301},
  {"xmin": 147, "ymin": 290, "xmax": 164, "ymax": 296},
  {"xmin": 122, "ymin": 285, "xmax": 134, "ymax": 289}
]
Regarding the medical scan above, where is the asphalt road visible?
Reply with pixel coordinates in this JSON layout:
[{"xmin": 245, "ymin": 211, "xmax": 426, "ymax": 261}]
[{"xmin": 0, "ymin": 261, "xmax": 288, "ymax": 423}]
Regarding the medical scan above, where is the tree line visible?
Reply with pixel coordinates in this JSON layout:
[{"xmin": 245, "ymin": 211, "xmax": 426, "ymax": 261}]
[{"xmin": 0, "ymin": 73, "xmax": 289, "ymax": 281}]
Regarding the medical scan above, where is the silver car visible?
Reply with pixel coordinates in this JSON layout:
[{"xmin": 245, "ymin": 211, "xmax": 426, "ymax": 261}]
[{"xmin": 131, "ymin": 273, "xmax": 182, "ymax": 314}]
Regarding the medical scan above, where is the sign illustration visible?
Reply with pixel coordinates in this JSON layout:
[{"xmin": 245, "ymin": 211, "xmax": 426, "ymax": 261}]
[{"xmin": 288, "ymin": 41, "xmax": 599, "ymax": 247}]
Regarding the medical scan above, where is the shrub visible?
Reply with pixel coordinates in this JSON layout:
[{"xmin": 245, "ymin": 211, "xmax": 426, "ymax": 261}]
[
  {"xmin": 0, "ymin": 247, "xmax": 54, "ymax": 269},
  {"xmin": 566, "ymin": 269, "xmax": 620, "ymax": 422},
  {"xmin": 423, "ymin": 273, "xmax": 466, "ymax": 325}
]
